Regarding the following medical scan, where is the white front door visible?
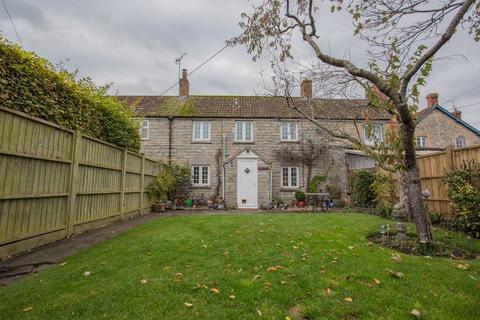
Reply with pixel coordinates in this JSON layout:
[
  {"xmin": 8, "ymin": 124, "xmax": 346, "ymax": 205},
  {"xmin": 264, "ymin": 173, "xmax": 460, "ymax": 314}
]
[{"xmin": 237, "ymin": 158, "xmax": 258, "ymax": 208}]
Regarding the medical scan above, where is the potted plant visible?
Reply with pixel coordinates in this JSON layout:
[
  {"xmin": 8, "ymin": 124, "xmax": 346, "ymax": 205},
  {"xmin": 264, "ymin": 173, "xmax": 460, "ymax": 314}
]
[{"xmin": 295, "ymin": 190, "xmax": 306, "ymax": 207}]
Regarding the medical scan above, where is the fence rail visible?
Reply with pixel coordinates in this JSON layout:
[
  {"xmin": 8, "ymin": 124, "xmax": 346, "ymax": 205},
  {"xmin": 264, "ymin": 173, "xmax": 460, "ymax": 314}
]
[{"xmin": 0, "ymin": 106, "xmax": 161, "ymax": 258}]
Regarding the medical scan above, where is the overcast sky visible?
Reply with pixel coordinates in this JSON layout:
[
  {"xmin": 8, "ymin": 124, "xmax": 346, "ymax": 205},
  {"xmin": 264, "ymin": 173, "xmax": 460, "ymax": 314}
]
[{"xmin": 1, "ymin": 0, "xmax": 479, "ymax": 128}]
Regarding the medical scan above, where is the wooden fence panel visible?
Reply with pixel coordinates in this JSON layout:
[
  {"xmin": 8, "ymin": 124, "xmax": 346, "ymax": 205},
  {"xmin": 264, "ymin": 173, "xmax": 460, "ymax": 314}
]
[
  {"xmin": 0, "ymin": 106, "xmax": 161, "ymax": 258},
  {"xmin": 371, "ymin": 145, "xmax": 480, "ymax": 217}
]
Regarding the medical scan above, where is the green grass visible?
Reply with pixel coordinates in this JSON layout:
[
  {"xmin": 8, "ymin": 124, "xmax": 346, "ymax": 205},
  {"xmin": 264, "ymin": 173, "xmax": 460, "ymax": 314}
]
[{"xmin": 1, "ymin": 213, "xmax": 479, "ymax": 320}]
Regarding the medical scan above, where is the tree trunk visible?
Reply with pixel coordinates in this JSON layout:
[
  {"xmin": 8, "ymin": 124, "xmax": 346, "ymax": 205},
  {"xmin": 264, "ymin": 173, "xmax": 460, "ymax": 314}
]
[
  {"xmin": 401, "ymin": 116, "xmax": 433, "ymax": 241},
  {"xmin": 397, "ymin": 170, "xmax": 412, "ymax": 220},
  {"xmin": 306, "ymin": 164, "xmax": 312, "ymax": 192}
]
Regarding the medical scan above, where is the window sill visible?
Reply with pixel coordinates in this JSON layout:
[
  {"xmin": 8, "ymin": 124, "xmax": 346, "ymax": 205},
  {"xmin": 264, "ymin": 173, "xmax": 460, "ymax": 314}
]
[
  {"xmin": 280, "ymin": 140, "xmax": 299, "ymax": 143},
  {"xmin": 233, "ymin": 141, "xmax": 255, "ymax": 144},
  {"xmin": 191, "ymin": 141, "xmax": 212, "ymax": 144},
  {"xmin": 280, "ymin": 187, "xmax": 299, "ymax": 192},
  {"xmin": 191, "ymin": 185, "xmax": 211, "ymax": 189}
]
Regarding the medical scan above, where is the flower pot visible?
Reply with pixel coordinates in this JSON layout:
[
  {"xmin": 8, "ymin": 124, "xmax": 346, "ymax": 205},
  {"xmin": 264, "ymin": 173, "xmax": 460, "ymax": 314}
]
[
  {"xmin": 152, "ymin": 202, "xmax": 166, "ymax": 212},
  {"xmin": 297, "ymin": 200, "xmax": 306, "ymax": 208}
]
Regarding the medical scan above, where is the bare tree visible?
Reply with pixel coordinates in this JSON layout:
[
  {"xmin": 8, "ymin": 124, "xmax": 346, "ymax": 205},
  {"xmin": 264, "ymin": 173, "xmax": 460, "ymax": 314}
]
[
  {"xmin": 274, "ymin": 138, "xmax": 324, "ymax": 189},
  {"xmin": 232, "ymin": 0, "xmax": 479, "ymax": 242}
]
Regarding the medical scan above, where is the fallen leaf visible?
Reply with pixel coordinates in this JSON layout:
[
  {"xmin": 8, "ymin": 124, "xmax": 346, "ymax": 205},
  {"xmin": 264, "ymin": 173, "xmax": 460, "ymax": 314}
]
[
  {"xmin": 374, "ymin": 278, "xmax": 381, "ymax": 285},
  {"xmin": 456, "ymin": 263, "xmax": 470, "ymax": 270},
  {"xmin": 252, "ymin": 275, "xmax": 262, "ymax": 282},
  {"xmin": 83, "ymin": 271, "xmax": 91, "ymax": 277},
  {"xmin": 392, "ymin": 254, "xmax": 402, "ymax": 263},
  {"xmin": 263, "ymin": 282, "xmax": 272, "ymax": 288},
  {"xmin": 411, "ymin": 308, "xmax": 422, "ymax": 319},
  {"xmin": 348, "ymin": 246, "xmax": 354, "ymax": 250},
  {"xmin": 59, "ymin": 262, "xmax": 67, "ymax": 266},
  {"xmin": 184, "ymin": 302, "xmax": 193, "ymax": 308},
  {"xmin": 344, "ymin": 297, "xmax": 353, "ymax": 302},
  {"xmin": 140, "ymin": 279, "xmax": 148, "ymax": 284},
  {"xmin": 325, "ymin": 288, "xmax": 333, "ymax": 295},
  {"xmin": 320, "ymin": 269, "xmax": 328, "ymax": 273},
  {"xmin": 22, "ymin": 307, "xmax": 32, "ymax": 312},
  {"xmin": 388, "ymin": 270, "xmax": 405, "ymax": 278},
  {"xmin": 280, "ymin": 280, "xmax": 287, "ymax": 285},
  {"xmin": 100, "ymin": 261, "xmax": 107, "ymax": 265},
  {"xmin": 229, "ymin": 295, "xmax": 236, "ymax": 300},
  {"xmin": 257, "ymin": 309, "xmax": 262, "ymax": 316},
  {"xmin": 210, "ymin": 288, "xmax": 220, "ymax": 294}
]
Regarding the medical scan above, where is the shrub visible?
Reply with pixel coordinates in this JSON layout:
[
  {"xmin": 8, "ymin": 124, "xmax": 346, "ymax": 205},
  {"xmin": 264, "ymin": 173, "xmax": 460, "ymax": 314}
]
[
  {"xmin": 0, "ymin": 36, "xmax": 140, "ymax": 151},
  {"xmin": 295, "ymin": 190, "xmax": 306, "ymax": 201},
  {"xmin": 325, "ymin": 184, "xmax": 341, "ymax": 199},
  {"xmin": 271, "ymin": 196, "xmax": 284, "ymax": 207},
  {"xmin": 350, "ymin": 170, "xmax": 376, "ymax": 208},
  {"xmin": 146, "ymin": 163, "xmax": 191, "ymax": 201},
  {"xmin": 307, "ymin": 175, "xmax": 326, "ymax": 193},
  {"xmin": 443, "ymin": 164, "xmax": 480, "ymax": 238}
]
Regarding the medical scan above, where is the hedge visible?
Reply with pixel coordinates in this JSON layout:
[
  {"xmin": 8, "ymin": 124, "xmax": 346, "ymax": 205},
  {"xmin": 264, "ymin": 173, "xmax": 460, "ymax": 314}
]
[{"xmin": 0, "ymin": 36, "xmax": 140, "ymax": 151}]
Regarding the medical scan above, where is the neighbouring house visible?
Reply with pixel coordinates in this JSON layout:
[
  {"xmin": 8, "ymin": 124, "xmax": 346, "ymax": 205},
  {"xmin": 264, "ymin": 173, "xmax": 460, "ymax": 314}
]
[
  {"xmin": 415, "ymin": 93, "xmax": 480, "ymax": 151},
  {"xmin": 348, "ymin": 92, "xmax": 480, "ymax": 170},
  {"xmin": 118, "ymin": 69, "xmax": 390, "ymax": 208}
]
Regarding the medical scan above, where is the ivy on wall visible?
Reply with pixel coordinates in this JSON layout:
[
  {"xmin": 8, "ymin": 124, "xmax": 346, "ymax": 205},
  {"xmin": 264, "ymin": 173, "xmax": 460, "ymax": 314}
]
[{"xmin": 0, "ymin": 37, "xmax": 140, "ymax": 151}]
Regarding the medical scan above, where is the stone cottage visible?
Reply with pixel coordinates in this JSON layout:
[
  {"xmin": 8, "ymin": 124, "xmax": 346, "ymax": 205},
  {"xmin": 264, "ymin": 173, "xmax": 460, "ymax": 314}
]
[
  {"xmin": 117, "ymin": 70, "xmax": 389, "ymax": 208},
  {"xmin": 415, "ymin": 93, "xmax": 480, "ymax": 151}
]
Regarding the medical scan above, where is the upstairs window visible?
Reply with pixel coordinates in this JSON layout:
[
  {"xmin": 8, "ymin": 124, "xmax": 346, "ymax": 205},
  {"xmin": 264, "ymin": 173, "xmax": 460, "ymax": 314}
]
[
  {"xmin": 416, "ymin": 136, "xmax": 427, "ymax": 148},
  {"xmin": 456, "ymin": 135, "xmax": 467, "ymax": 149},
  {"xmin": 139, "ymin": 120, "xmax": 149, "ymax": 140},
  {"xmin": 364, "ymin": 123, "xmax": 383, "ymax": 145},
  {"xmin": 235, "ymin": 121, "xmax": 253, "ymax": 142},
  {"xmin": 281, "ymin": 167, "xmax": 299, "ymax": 188},
  {"xmin": 280, "ymin": 122, "xmax": 298, "ymax": 141},
  {"xmin": 192, "ymin": 121, "xmax": 211, "ymax": 141},
  {"xmin": 191, "ymin": 165, "xmax": 209, "ymax": 186}
]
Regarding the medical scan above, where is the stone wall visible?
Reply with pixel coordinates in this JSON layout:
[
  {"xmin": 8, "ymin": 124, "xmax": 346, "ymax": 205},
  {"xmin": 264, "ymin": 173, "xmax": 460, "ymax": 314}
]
[
  {"xmin": 416, "ymin": 109, "xmax": 480, "ymax": 149},
  {"xmin": 140, "ymin": 117, "xmax": 380, "ymax": 207}
]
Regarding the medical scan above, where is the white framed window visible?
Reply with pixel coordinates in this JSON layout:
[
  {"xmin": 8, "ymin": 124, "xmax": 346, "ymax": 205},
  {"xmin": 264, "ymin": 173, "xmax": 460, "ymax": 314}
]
[
  {"xmin": 192, "ymin": 121, "xmax": 211, "ymax": 141},
  {"xmin": 280, "ymin": 122, "xmax": 298, "ymax": 141},
  {"xmin": 139, "ymin": 120, "xmax": 149, "ymax": 140},
  {"xmin": 416, "ymin": 136, "xmax": 427, "ymax": 148},
  {"xmin": 235, "ymin": 121, "xmax": 253, "ymax": 142},
  {"xmin": 281, "ymin": 166, "xmax": 299, "ymax": 188},
  {"xmin": 191, "ymin": 165, "xmax": 209, "ymax": 186},
  {"xmin": 364, "ymin": 123, "xmax": 383, "ymax": 145},
  {"xmin": 455, "ymin": 135, "xmax": 467, "ymax": 149}
]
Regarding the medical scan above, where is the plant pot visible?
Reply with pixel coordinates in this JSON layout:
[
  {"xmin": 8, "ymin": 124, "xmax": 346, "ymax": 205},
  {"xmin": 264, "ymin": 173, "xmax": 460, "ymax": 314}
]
[
  {"xmin": 152, "ymin": 202, "xmax": 166, "ymax": 212},
  {"xmin": 297, "ymin": 200, "xmax": 306, "ymax": 208}
]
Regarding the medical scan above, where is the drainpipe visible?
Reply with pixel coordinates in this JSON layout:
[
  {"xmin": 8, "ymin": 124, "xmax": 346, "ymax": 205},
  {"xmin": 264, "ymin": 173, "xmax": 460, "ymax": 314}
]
[
  {"xmin": 269, "ymin": 164, "xmax": 273, "ymax": 204},
  {"xmin": 222, "ymin": 133, "xmax": 227, "ymax": 202},
  {"xmin": 168, "ymin": 117, "xmax": 173, "ymax": 165}
]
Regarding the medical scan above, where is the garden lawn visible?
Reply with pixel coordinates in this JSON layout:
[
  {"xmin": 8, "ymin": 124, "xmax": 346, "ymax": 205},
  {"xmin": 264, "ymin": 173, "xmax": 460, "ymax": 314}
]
[{"xmin": 1, "ymin": 213, "xmax": 479, "ymax": 320}]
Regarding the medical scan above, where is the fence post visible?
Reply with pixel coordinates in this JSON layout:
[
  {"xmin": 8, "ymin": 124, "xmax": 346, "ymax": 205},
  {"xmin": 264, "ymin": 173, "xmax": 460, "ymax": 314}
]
[
  {"xmin": 120, "ymin": 148, "xmax": 128, "ymax": 219},
  {"xmin": 140, "ymin": 155, "xmax": 145, "ymax": 215},
  {"xmin": 66, "ymin": 130, "xmax": 82, "ymax": 236},
  {"xmin": 445, "ymin": 145, "xmax": 454, "ymax": 171}
]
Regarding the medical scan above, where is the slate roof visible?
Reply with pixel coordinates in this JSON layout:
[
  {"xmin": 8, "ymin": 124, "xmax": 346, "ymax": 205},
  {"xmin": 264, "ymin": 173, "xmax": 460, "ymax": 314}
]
[
  {"xmin": 116, "ymin": 95, "xmax": 391, "ymax": 120},
  {"xmin": 415, "ymin": 104, "xmax": 480, "ymax": 136}
]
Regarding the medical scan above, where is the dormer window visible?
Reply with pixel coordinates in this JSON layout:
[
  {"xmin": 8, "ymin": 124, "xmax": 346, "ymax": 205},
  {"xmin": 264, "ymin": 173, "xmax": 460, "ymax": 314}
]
[{"xmin": 416, "ymin": 136, "xmax": 427, "ymax": 148}]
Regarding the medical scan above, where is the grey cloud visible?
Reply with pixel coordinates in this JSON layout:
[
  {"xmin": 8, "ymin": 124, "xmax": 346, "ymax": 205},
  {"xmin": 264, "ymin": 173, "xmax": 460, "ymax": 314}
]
[{"xmin": 0, "ymin": 0, "xmax": 479, "ymax": 127}]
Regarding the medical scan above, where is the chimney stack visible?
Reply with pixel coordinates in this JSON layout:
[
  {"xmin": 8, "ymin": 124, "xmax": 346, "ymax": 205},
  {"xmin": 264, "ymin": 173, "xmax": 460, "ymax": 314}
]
[
  {"xmin": 179, "ymin": 68, "xmax": 189, "ymax": 97},
  {"xmin": 300, "ymin": 79, "xmax": 312, "ymax": 98},
  {"xmin": 426, "ymin": 93, "xmax": 439, "ymax": 108},
  {"xmin": 452, "ymin": 107, "xmax": 462, "ymax": 120}
]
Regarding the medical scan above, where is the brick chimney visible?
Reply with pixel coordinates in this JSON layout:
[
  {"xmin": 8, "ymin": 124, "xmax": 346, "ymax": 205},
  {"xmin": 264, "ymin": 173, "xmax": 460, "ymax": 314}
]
[
  {"xmin": 300, "ymin": 79, "xmax": 312, "ymax": 98},
  {"xmin": 452, "ymin": 107, "xmax": 462, "ymax": 120},
  {"xmin": 426, "ymin": 93, "xmax": 439, "ymax": 108},
  {"xmin": 179, "ymin": 68, "xmax": 189, "ymax": 97}
]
